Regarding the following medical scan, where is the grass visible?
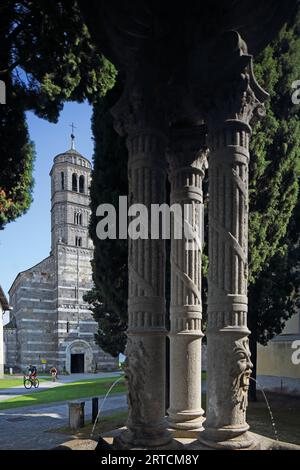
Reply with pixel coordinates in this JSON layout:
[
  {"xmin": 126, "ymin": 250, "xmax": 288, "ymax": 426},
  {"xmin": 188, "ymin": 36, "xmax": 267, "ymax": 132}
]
[
  {"xmin": 0, "ymin": 377, "xmax": 127, "ymax": 411},
  {"xmin": 0, "ymin": 376, "xmax": 50, "ymax": 389}
]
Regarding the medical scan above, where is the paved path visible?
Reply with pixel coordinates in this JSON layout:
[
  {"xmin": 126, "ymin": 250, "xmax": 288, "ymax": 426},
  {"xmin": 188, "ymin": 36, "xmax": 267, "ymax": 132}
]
[
  {"xmin": 0, "ymin": 393, "xmax": 127, "ymax": 450},
  {"xmin": 0, "ymin": 372, "xmax": 122, "ymax": 402}
]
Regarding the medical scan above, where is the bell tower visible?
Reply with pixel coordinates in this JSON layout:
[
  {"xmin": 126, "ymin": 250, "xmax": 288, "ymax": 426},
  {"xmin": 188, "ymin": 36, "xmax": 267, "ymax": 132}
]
[
  {"xmin": 49, "ymin": 134, "xmax": 96, "ymax": 373},
  {"xmin": 50, "ymin": 136, "xmax": 93, "ymax": 253}
]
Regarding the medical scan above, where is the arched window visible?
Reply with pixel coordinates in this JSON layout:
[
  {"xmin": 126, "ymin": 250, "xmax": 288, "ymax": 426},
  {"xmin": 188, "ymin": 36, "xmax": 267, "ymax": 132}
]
[
  {"xmin": 74, "ymin": 212, "xmax": 83, "ymax": 225},
  {"xmin": 61, "ymin": 172, "xmax": 65, "ymax": 190},
  {"xmin": 75, "ymin": 236, "xmax": 82, "ymax": 247},
  {"xmin": 72, "ymin": 173, "xmax": 78, "ymax": 192},
  {"xmin": 79, "ymin": 175, "xmax": 85, "ymax": 194}
]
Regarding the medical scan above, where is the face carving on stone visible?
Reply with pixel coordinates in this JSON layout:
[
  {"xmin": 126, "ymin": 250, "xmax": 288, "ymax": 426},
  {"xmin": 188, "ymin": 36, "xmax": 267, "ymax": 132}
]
[{"xmin": 231, "ymin": 338, "xmax": 253, "ymax": 411}]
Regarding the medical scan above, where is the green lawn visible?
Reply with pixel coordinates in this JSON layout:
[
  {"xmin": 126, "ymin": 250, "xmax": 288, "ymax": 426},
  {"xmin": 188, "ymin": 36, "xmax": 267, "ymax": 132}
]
[
  {"xmin": 0, "ymin": 377, "xmax": 126, "ymax": 411},
  {"xmin": 0, "ymin": 376, "xmax": 50, "ymax": 389}
]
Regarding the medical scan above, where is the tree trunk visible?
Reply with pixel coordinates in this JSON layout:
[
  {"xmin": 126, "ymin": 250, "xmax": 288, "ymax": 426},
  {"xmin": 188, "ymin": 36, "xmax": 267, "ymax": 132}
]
[{"xmin": 249, "ymin": 332, "xmax": 257, "ymax": 402}]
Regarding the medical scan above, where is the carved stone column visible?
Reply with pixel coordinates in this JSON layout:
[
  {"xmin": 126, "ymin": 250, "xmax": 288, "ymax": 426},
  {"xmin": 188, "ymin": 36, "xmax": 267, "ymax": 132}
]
[
  {"xmin": 112, "ymin": 94, "xmax": 172, "ymax": 448},
  {"xmin": 198, "ymin": 34, "xmax": 268, "ymax": 450},
  {"xmin": 167, "ymin": 126, "xmax": 207, "ymax": 434}
]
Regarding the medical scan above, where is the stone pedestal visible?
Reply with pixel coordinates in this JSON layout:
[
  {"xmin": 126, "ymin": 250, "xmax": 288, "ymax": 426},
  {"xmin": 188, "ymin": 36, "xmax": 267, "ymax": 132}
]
[
  {"xmin": 69, "ymin": 401, "xmax": 85, "ymax": 431},
  {"xmin": 167, "ymin": 127, "xmax": 207, "ymax": 434}
]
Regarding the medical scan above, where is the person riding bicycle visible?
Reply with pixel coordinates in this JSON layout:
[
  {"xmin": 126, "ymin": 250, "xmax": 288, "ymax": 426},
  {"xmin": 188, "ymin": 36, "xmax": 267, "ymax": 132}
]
[{"xmin": 28, "ymin": 364, "xmax": 37, "ymax": 380}]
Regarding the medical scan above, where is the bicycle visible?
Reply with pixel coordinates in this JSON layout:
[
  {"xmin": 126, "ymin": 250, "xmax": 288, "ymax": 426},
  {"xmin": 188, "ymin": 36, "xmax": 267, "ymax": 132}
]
[{"xmin": 23, "ymin": 375, "xmax": 40, "ymax": 389}]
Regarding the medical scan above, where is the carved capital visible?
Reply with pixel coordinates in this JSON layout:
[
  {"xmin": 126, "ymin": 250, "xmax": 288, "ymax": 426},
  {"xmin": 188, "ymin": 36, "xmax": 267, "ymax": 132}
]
[
  {"xmin": 204, "ymin": 32, "xmax": 269, "ymax": 134},
  {"xmin": 167, "ymin": 125, "xmax": 208, "ymax": 174},
  {"xmin": 111, "ymin": 83, "xmax": 167, "ymax": 139}
]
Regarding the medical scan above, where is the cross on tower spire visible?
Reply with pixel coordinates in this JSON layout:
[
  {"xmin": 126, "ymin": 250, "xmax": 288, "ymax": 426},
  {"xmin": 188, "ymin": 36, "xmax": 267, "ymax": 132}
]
[{"xmin": 70, "ymin": 123, "xmax": 76, "ymax": 150}]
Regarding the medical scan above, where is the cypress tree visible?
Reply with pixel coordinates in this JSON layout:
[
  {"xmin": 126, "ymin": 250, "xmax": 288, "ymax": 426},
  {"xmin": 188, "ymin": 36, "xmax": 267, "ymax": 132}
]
[
  {"xmin": 84, "ymin": 84, "xmax": 128, "ymax": 357},
  {"xmin": 248, "ymin": 14, "xmax": 300, "ymax": 398}
]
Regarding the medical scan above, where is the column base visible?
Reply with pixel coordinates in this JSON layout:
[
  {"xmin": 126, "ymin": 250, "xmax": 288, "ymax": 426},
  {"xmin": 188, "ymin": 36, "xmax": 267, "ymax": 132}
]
[
  {"xmin": 167, "ymin": 410, "xmax": 205, "ymax": 437},
  {"xmin": 113, "ymin": 423, "xmax": 173, "ymax": 449},
  {"xmin": 198, "ymin": 427, "xmax": 258, "ymax": 450}
]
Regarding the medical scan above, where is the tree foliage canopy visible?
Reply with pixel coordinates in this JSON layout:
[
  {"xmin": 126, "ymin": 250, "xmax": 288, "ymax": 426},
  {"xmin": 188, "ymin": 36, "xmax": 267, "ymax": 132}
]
[
  {"xmin": 0, "ymin": 0, "xmax": 117, "ymax": 228},
  {"xmin": 248, "ymin": 14, "xmax": 300, "ymax": 347}
]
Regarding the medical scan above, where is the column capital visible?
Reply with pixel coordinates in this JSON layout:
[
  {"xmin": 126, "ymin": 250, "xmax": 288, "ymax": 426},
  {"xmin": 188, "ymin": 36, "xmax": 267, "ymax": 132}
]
[
  {"xmin": 111, "ymin": 83, "xmax": 168, "ymax": 139},
  {"xmin": 167, "ymin": 125, "xmax": 208, "ymax": 173},
  {"xmin": 203, "ymin": 31, "xmax": 269, "ymax": 133}
]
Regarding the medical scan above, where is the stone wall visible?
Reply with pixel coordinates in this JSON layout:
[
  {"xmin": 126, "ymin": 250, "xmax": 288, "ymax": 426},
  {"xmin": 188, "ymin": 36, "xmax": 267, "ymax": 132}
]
[
  {"xmin": 3, "ymin": 326, "xmax": 17, "ymax": 371},
  {"xmin": 8, "ymin": 256, "xmax": 57, "ymax": 372},
  {"xmin": 257, "ymin": 312, "xmax": 300, "ymax": 394}
]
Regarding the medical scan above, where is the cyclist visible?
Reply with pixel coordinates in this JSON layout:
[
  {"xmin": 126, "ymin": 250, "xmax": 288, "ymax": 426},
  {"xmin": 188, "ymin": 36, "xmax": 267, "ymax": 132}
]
[{"xmin": 28, "ymin": 364, "xmax": 37, "ymax": 380}]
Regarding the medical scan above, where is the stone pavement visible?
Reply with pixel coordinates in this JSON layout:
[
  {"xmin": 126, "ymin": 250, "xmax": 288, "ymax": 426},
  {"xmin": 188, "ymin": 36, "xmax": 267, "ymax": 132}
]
[{"xmin": 0, "ymin": 393, "xmax": 127, "ymax": 450}]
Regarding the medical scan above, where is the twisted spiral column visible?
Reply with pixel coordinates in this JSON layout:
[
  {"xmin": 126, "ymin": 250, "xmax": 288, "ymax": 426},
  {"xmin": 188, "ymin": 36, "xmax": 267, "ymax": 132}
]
[
  {"xmin": 167, "ymin": 127, "xmax": 207, "ymax": 434},
  {"xmin": 118, "ymin": 126, "xmax": 172, "ymax": 448},
  {"xmin": 199, "ymin": 120, "xmax": 255, "ymax": 449},
  {"xmin": 197, "ymin": 33, "xmax": 268, "ymax": 450}
]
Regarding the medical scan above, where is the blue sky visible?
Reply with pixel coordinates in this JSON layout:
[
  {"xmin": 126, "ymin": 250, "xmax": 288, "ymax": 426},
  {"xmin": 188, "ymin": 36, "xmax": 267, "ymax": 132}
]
[{"xmin": 0, "ymin": 101, "xmax": 93, "ymax": 303}]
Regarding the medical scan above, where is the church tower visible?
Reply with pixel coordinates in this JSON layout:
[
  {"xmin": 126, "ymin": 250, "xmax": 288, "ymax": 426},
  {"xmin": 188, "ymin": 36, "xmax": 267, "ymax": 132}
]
[
  {"xmin": 50, "ymin": 135, "xmax": 93, "ymax": 252},
  {"xmin": 49, "ymin": 133, "xmax": 101, "ymax": 373}
]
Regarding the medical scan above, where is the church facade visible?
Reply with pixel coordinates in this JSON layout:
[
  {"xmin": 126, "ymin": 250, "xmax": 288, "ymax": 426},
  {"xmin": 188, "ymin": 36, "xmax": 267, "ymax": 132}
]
[{"xmin": 4, "ymin": 146, "xmax": 117, "ymax": 373}]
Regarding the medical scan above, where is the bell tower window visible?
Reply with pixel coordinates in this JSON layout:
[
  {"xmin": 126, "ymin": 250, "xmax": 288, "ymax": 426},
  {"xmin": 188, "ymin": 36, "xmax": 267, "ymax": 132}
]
[
  {"xmin": 74, "ymin": 212, "xmax": 83, "ymax": 225},
  {"xmin": 72, "ymin": 173, "xmax": 78, "ymax": 192},
  {"xmin": 79, "ymin": 175, "xmax": 85, "ymax": 194},
  {"xmin": 61, "ymin": 172, "xmax": 65, "ymax": 190},
  {"xmin": 75, "ymin": 236, "xmax": 82, "ymax": 247}
]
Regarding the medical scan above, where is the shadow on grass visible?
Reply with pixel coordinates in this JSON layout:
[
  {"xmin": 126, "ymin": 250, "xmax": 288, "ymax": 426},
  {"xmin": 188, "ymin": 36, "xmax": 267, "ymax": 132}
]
[{"xmin": 0, "ymin": 377, "xmax": 51, "ymax": 390}]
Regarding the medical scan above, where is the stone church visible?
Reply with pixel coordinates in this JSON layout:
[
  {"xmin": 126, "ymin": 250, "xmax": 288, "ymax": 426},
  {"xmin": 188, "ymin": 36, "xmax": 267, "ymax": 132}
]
[{"xmin": 4, "ymin": 142, "xmax": 117, "ymax": 373}]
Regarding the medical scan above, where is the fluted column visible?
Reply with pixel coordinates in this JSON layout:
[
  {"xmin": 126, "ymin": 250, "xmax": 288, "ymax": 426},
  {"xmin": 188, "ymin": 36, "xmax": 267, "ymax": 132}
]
[
  {"xmin": 198, "ymin": 33, "xmax": 268, "ymax": 450},
  {"xmin": 112, "ymin": 95, "xmax": 172, "ymax": 448},
  {"xmin": 167, "ymin": 127, "xmax": 207, "ymax": 434}
]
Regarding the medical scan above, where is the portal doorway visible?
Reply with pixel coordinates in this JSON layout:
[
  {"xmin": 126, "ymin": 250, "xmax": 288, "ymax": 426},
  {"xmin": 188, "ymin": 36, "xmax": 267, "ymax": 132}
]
[
  {"xmin": 71, "ymin": 353, "xmax": 84, "ymax": 373},
  {"xmin": 66, "ymin": 340, "xmax": 94, "ymax": 373}
]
